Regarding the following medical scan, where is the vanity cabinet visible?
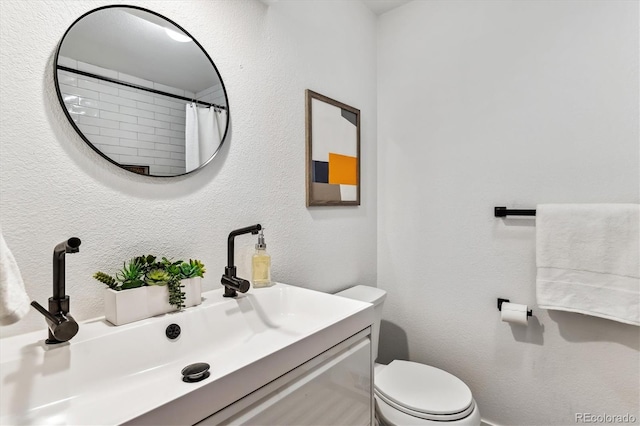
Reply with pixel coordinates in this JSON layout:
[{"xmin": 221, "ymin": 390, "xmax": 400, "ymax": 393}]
[
  {"xmin": 1, "ymin": 284, "xmax": 373, "ymax": 426},
  {"xmin": 198, "ymin": 330, "xmax": 372, "ymax": 426}
]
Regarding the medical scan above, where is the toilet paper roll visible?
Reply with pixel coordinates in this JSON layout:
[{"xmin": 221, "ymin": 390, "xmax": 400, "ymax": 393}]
[{"xmin": 500, "ymin": 302, "xmax": 529, "ymax": 325}]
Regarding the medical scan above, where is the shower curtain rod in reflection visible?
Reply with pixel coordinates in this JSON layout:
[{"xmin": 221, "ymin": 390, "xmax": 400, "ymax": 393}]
[{"xmin": 57, "ymin": 65, "xmax": 227, "ymax": 110}]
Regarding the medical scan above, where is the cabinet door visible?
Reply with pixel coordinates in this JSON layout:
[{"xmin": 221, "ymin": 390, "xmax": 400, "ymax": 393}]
[{"xmin": 217, "ymin": 337, "xmax": 371, "ymax": 425}]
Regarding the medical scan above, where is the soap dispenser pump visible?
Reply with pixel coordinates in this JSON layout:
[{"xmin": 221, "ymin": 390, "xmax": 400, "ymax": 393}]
[{"xmin": 252, "ymin": 229, "xmax": 271, "ymax": 288}]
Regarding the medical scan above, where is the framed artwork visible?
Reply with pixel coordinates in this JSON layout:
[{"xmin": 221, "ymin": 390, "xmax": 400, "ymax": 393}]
[{"xmin": 305, "ymin": 89, "xmax": 360, "ymax": 206}]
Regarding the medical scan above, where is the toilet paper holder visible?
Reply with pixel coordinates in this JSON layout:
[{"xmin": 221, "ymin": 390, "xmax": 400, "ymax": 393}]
[{"xmin": 497, "ymin": 298, "xmax": 532, "ymax": 317}]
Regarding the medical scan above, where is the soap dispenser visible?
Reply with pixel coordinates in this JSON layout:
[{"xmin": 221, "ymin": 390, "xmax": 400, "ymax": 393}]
[{"xmin": 252, "ymin": 229, "xmax": 271, "ymax": 288}]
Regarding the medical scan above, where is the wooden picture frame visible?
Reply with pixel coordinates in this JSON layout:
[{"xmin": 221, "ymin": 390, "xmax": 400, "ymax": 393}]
[{"xmin": 305, "ymin": 90, "xmax": 361, "ymax": 206}]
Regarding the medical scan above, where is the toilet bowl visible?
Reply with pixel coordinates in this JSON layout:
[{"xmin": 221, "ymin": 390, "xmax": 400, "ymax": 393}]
[{"xmin": 336, "ymin": 286, "xmax": 481, "ymax": 426}]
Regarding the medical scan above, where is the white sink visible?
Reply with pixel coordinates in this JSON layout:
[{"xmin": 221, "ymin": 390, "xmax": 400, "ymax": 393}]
[{"xmin": 0, "ymin": 283, "xmax": 373, "ymax": 425}]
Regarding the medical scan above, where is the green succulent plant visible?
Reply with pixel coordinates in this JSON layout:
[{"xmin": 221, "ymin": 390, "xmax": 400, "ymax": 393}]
[
  {"xmin": 160, "ymin": 257, "xmax": 183, "ymax": 276},
  {"xmin": 145, "ymin": 268, "xmax": 171, "ymax": 286},
  {"xmin": 179, "ymin": 259, "xmax": 206, "ymax": 279},
  {"xmin": 93, "ymin": 254, "xmax": 205, "ymax": 310},
  {"xmin": 133, "ymin": 255, "xmax": 157, "ymax": 272},
  {"xmin": 168, "ymin": 278, "xmax": 186, "ymax": 310},
  {"xmin": 116, "ymin": 259, "xmax": 145, "ymax": 290},
  {"xmin": 93, "ymin": 271, "xmax": 118, "ymax": 290}
]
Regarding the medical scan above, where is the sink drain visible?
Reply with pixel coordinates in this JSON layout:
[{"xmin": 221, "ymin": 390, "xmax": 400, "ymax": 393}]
[
  {"xmin": 182, "ymin": 362, "xmax": 210, "ymax": 383},
  {"xmin": 166, "ymin": 324, "xmax": 181, "ymax": 340}
]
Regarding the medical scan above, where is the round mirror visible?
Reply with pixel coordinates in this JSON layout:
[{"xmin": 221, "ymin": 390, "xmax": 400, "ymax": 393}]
[{"xmin": 54, "ymin": 6, "xmax": 229, "ymax": 177}]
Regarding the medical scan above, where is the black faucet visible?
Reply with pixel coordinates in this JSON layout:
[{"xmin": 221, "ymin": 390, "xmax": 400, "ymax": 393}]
[
  {"xmin": 31, "ymin": 237, "xmax": 81, "ymax": 344},
  {"xmin": 221, "ymin": 224, "xmax": 261, "ymax": 297}
]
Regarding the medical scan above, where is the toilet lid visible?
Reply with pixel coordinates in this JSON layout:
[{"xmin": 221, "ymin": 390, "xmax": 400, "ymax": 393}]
[{"xmin": 375, "ymin": 360, "xmax": 473, "ymax": 416}]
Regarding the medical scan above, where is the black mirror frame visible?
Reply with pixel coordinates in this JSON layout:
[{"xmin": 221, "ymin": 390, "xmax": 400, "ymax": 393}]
[{"xmin": 53, "ymin": 4, "xmax": 230, "ymax": 177}]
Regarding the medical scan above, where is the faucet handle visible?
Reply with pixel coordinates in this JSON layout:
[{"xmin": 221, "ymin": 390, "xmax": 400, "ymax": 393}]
[
  {"xmin": 31, "ymin": 301, "xmax": 79, "ymax": 343},
  {"xmin": 31, "ymin": 301, "xmax": 61, "ymax": 325},
  {"xmin": 221, "ymin": 275, "xmax": 250, "ymax": 297}
]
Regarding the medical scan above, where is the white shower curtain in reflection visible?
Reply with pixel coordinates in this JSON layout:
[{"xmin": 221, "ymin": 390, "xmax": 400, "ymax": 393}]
[{"xmin": 185, "ymin": 103, "xmax": 227, "ymax": 173}]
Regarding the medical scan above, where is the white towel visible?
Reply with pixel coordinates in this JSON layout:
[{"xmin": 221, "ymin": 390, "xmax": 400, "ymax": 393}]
[
  {"xmin": 0, "ymin": 229, "xmax": 30, "ymax": 325},
  {"xmin": 536, "ymin": 204, "xmax": 640, "ymax": 326}
]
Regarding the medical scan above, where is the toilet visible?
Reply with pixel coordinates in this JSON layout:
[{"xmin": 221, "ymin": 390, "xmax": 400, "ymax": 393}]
[{"xmin": 336, "ymin": 285, "xmax": 481, "ymax": 426}]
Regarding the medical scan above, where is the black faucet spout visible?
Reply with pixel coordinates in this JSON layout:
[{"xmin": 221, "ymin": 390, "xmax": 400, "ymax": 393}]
[
  {"xmin": 32, "ymin": 237, "xmax": 81, "ymax": 344},
  {"xmin": 52, "ymin": 237, "xmax": 81, "ymax": 301},
  {"xmin": 227, "ymin": 224, "xmax": 261, "ymax": 268},
  {"xmin": 222, "ymin": 224, "xmax": 261, "ymax": 297}
]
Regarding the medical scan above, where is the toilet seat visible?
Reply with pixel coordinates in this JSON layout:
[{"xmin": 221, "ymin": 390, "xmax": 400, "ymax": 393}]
[
  {"xmin": 375, "ymin": 391, "xmax": 475, "ymax": 421},
  {"xmin": 375, "ymin": 396, "xmax": 481, "ymax": 426},
  {"xmin": 374, "ymin": 360, "xmax": 475, "ymax": 421}
]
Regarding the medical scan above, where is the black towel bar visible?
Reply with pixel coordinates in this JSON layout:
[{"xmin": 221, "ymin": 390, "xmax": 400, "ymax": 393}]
[{"xmin": 494, "ymin": 207, "xmax": 536, "ymax": 217}]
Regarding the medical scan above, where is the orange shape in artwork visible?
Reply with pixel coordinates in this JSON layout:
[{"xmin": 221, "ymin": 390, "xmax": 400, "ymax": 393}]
[{"xmin": 328, "ymin": 153, "xmax": 357, "ymax": 185}]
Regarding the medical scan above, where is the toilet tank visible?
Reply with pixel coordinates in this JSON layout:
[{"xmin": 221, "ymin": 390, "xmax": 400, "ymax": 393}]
[{"xmin": 336, "ymin": 285, "xmax": 386, "ymax": 361}]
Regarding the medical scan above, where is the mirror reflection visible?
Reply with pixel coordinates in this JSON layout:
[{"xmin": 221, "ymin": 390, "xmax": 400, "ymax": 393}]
[{"xmin": 55, "ymin": 6, "xmax": 229, "ymax": 176}]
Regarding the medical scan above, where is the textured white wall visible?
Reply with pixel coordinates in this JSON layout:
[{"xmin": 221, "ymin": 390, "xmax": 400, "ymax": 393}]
[
  {"xmin": 377, "ymin": 1, "xmax": 639, "ymax": 425},
  {"xmin": 0, "ymin": 0, "xmax": 377, "ymax": 338}
]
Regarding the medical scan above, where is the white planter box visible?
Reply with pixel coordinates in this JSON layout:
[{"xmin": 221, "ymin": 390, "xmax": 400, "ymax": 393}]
[{"xmin": 104, "ymin": 277, "xmax": 202, "ymax": 326}]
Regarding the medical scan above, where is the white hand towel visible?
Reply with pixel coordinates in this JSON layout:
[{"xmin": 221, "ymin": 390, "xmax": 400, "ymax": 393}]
[
  {"xmin": 0, "ymin": 229, "xmax": 30, "ymax": 325},
  {"xmin": 536, "ymin": 204, "xmax": 640, "ymax": 326}
]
